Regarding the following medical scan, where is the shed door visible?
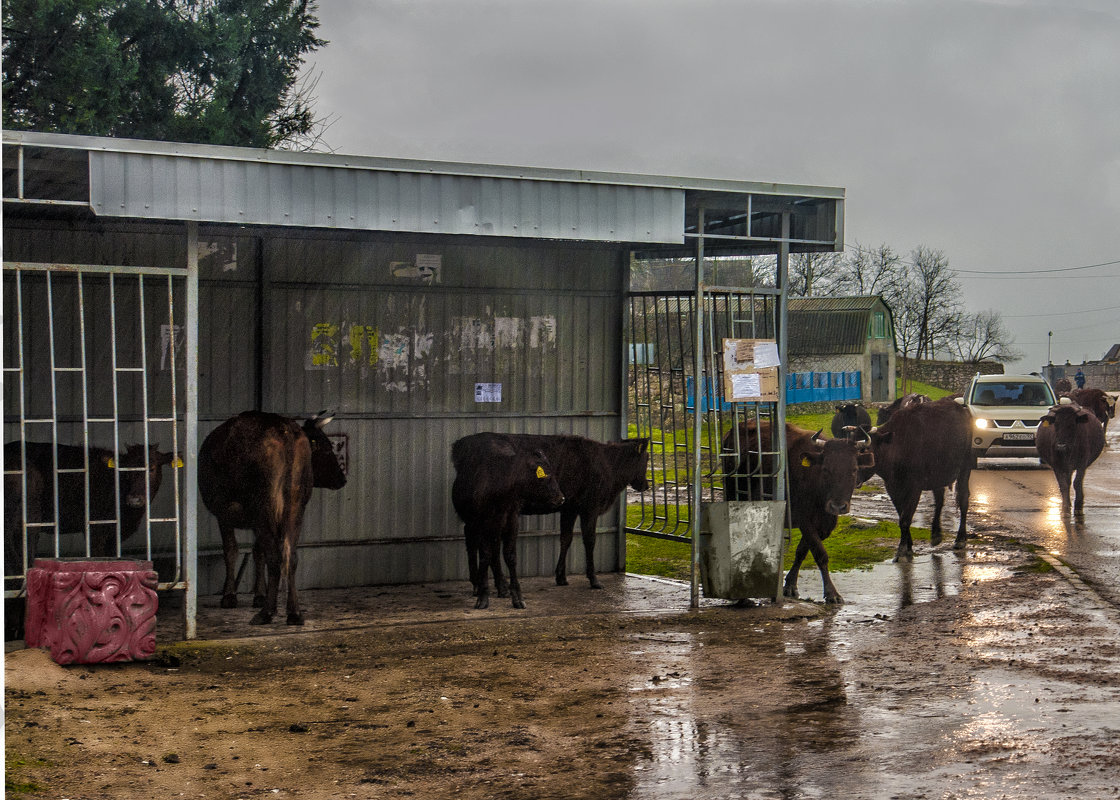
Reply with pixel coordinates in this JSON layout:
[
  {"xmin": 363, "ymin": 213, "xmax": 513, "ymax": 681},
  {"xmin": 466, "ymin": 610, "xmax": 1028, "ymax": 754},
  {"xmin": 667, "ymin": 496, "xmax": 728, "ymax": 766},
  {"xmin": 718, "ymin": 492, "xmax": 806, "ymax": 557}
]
[{"xmin": 871, "ymin": 354, "xmax": 890, "ymax": 401}]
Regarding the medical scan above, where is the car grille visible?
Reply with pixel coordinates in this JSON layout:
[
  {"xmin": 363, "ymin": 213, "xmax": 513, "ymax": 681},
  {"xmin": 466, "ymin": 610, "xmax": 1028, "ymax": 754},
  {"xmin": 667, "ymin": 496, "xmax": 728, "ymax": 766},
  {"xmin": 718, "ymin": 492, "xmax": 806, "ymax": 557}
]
[{"xmin": 990, "ymin": 419, "xmax": 1040, "ymax": 428}]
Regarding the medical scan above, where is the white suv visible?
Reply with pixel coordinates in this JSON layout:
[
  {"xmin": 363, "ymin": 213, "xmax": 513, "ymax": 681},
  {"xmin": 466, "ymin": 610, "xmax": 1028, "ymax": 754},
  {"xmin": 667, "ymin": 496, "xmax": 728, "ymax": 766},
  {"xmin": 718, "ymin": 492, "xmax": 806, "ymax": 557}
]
[{"xmin": 960, "ymin": 373, "xmax": 1057, "ymax": 460}]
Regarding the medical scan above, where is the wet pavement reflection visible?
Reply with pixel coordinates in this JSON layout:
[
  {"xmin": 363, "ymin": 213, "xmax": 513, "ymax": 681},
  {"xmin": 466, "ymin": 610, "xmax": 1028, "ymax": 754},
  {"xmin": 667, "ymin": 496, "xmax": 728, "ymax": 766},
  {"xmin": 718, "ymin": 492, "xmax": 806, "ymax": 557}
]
[{"xmin": 624, "ymin": 431, "xmax": 1120, "ymax": 800}]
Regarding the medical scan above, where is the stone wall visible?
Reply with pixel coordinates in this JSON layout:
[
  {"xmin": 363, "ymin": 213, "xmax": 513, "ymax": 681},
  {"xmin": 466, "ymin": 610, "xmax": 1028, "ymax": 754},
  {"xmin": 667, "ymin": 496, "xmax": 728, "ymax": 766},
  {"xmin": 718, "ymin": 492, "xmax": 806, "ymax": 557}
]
[
  {"xmin": 900, "ymin": 358, "xmax": 1004, "ymax": 395},
  {"xmin": 1045, "ymin": 362, "xmax": 1120, "ymax": 392}
]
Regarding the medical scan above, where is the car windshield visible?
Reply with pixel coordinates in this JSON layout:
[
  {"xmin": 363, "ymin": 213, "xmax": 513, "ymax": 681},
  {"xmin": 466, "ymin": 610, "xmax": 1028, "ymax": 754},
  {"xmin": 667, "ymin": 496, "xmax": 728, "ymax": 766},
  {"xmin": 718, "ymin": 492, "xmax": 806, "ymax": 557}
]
[{"xmin": 970, "ymin": 381, "xmax": 1054, "ymax": 407}]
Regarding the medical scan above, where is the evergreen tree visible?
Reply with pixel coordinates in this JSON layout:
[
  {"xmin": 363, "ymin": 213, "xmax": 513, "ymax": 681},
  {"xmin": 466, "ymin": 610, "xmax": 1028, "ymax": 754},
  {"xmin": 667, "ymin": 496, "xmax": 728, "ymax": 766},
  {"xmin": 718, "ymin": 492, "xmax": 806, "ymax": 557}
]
[{"xmin": 2, "ymin": 0, "xmax": 326, "ymax": 149}]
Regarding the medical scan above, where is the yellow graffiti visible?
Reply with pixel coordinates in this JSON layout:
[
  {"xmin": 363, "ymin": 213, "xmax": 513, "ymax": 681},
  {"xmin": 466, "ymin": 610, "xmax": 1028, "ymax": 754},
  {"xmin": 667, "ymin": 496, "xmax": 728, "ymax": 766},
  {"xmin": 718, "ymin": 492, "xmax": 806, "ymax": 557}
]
[
  {"xmin": 349, "ymin": 325, "xmax": 379, "ymax": 366},
  {"xmin": 311, "ymin": 323, "xmax": 340, "ymax": 367}
]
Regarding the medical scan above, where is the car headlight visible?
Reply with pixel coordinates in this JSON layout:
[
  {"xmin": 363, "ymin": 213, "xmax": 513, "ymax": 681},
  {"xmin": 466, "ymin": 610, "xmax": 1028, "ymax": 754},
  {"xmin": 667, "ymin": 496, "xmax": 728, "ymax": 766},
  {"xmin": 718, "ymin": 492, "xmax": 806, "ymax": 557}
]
[{"xmin": 974, "ymin": 418, "xmax": 989, "ymax": 430}]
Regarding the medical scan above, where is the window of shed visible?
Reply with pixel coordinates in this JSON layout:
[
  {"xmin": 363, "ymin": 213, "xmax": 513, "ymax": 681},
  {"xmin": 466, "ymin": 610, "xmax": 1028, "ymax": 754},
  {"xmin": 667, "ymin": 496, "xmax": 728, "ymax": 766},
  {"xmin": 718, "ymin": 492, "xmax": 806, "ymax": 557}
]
[{"xmin": 871, "ymin": 311, "xmax": 888, "ymax": 338}]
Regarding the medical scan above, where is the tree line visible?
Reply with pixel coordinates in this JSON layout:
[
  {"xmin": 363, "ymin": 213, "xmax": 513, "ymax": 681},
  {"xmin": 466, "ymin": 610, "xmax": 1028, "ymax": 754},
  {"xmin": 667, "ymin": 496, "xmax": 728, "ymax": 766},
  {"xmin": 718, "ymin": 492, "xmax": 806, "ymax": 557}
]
[{"xmin": 632, "ymin": 243, "xmax": 1021, "ymax": 364}]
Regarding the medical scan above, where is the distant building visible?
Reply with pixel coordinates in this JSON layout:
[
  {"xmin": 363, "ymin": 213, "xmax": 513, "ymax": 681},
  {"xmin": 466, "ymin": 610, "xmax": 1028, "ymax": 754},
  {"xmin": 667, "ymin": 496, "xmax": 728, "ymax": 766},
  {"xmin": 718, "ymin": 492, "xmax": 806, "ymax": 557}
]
[
  {"xmin": 1045, "ymin": 343, "xmax": 1120, "ymax": 391},
  {"xmin": 787, "ymin": 296, "xmax": 897, "ymax": 403}
]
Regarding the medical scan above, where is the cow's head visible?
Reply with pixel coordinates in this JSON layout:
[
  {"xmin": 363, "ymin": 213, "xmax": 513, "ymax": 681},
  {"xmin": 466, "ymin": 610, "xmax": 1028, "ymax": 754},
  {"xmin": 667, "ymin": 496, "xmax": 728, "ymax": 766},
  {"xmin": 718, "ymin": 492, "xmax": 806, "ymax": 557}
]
[
  {"xmin": 111, "ymin": 445, "xmax": 179, "ymax": 510},
  {"xmin": 1040, "ymin": 404, "xmax": 1094, "ymax": 452},
  {"xmin": 526, "ymin": 448, "xmax": 565, "ymax": 509},
  {"xmin": 627, "ymin": 438, "xmax": 652, "ymax": 493},
  {"xmin": 303, "ymin": 411, "xmax": 347, "ymax": 491},
  {"xmin": 800, "ymin": 432, "xmax": 874, "ymax": 516}
]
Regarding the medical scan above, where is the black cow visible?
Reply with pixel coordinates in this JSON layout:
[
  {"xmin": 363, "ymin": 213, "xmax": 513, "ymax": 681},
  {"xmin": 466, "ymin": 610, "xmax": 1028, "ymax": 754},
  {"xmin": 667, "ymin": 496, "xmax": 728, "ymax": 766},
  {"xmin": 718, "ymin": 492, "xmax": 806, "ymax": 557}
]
[
  {"xmin": 4, "ymin": 441, "xmax": 177, "ymax": 568},
  {"xmin": 830, "ymin": 403, "xmax": 872, "ymax": 440},
  {"xmin": 875, "ymin": 393, "xmax": 930, "ymax": 426},
  {"xmin": 869, "ymin": 397, "xmax": 972, "ymax": 562},
  {"xmin": 1067, "ymin": 388, "xmax": 1115, "ymax": 432},
  {"xmin": 514, "ymin": 435, "xmax": 650, "ymax": 589},
  {"xmin": 723, "ymin": 422, "xmax": 874, "ymax": 603},
  {"xmin": 1036, "ymin": 403, "xmax": 1105, "ymax": 512},
  {"xmin": 199, "ymin": 410, "xmax": 347, "ymax": 625},
  {"xmin": 451, "ymin": 432, "xmax": 565, "ymax": 610}
]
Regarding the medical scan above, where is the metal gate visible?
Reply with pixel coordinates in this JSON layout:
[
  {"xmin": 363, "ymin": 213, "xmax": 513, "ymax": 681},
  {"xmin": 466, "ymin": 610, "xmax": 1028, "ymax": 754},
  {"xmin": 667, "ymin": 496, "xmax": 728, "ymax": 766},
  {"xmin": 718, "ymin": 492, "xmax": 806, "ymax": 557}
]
[
  {"xmin": 3, "ymin": 262, "xmax": 188, "ymax": 596},
  {"xmin": 626, "ymin": 286, "xmax": 786, "ymax": 543}
]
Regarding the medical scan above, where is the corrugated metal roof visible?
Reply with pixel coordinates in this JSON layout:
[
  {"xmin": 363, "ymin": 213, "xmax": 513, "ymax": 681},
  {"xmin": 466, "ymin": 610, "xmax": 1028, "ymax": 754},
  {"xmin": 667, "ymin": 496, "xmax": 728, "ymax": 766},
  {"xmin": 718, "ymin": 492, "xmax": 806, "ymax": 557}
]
[
  {"xmin": 788, "ymin": 296, "xmax": 893, "ymax": 356},
  {"xmin": 3, "ymin": 131, "xmax": 844, "ymax": 247}
]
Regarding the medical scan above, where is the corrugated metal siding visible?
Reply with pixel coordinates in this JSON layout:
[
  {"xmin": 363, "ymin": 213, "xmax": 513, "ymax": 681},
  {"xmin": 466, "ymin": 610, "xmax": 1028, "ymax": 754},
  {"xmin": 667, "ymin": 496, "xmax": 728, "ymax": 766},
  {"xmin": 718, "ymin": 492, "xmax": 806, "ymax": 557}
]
[{"xmin": 91, "ymin": 151, "xmax": 685, "ymax": 244}]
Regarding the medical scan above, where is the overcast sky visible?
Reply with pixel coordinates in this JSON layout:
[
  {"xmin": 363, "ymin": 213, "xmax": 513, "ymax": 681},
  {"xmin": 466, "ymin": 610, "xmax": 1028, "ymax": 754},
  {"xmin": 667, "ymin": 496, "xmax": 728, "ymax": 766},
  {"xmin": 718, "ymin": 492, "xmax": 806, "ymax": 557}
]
[{"xmin": 306, "ymin": 0, "xmax": 1119, "ymax": 372}]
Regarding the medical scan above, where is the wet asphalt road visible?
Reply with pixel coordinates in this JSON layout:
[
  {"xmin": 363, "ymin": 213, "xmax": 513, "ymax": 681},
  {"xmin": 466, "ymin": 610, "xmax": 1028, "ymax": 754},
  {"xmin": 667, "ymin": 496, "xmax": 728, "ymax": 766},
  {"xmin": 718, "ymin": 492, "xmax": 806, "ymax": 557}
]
[{"xmin": 971, "ymin": 420, "xmax": 1120, "ymax": 610}]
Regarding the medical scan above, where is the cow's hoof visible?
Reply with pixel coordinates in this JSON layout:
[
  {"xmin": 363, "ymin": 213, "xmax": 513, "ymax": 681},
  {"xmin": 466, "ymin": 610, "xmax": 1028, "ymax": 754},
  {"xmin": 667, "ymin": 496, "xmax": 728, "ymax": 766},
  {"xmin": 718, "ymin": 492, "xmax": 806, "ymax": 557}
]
[
  {"xmin": 219, "ymin": 595, "xmax": 238, "ymax": 609},
  {"xmin": 249, "ymin": 610, "xmax": 273, "ymax": 625},
  {"xmin": 782, "ymin": 585, "xmax": 799, "ymax": 599},
  {"xmin": 496, "ymin": 586, "xmax": 510, "ymax": 599},
  {"xmin": 952, "ymin": 539, "xmax": 967, "ymax": 552},
  {"xmin": 893, "ymin": 552, "xmax": 914, "ymax": 563},
  {"xmin": 286, "ymin": 613, "xmax": 304, "ymax": 626},
  {"xmin": 252, "ymin": 595, "xmax": 266, "ymax": 608},
  {"xmin": 589, "ymin": 578, "xmax": 603, "ymax": 590},
  {"xmin": 825, "ymin": 594, "xmax": 845, "ymax": 605},
  {"xmin": 930, "ymin": 532, "xmax": 943, "ymax": 547},
  {"xmin": 475, "ymin": 595, "xmax": 490, "ymax": 610},
  {"xmin": 555, "ymin": 575, "xmax": 569, "ymax": 586},
  {"xmin": 512, "ymin": 597, "xmax": 526, "ymax": 610}
]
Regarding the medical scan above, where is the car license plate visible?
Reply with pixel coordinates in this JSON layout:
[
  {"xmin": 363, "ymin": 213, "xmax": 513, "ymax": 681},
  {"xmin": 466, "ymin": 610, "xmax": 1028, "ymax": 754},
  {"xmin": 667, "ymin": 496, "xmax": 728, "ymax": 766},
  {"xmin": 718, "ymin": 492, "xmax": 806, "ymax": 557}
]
[{"xmin": 1002, "ymin": 432, "xmax": 1034, "ymax": 442}]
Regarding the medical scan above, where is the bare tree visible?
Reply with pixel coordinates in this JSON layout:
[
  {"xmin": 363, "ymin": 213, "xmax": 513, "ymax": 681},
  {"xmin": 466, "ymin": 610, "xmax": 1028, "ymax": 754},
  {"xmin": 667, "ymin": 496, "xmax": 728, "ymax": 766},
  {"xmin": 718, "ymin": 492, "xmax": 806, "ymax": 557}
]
[
  {"xmin": 951, "ymin": 310, "xmax": 1023, "ymax": 363},
  {"xmin": 789, "ymin": 252, "xmax": 843, "ymax": 297},
  {"xmin": 908, "ymin": 245, "xmax": 964, "ymax": 359}
]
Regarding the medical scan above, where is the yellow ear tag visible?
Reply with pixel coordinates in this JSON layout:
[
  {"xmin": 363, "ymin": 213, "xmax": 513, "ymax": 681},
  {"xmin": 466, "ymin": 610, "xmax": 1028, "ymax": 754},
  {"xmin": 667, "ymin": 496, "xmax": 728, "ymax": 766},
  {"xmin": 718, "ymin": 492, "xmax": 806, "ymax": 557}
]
[
  {"xmin": 800, "ymin": 455, "xmax": 812, "ymax": 468},
  {"xmin": 174, "ymin": 457, "xmax": 184, "ymax": 468},
  {"xmin": 107, "ymin": 458, "xmax": 116, "ymax": 469},
  {"xmin": 1040, "ymin": 420, "xmax": 1050, "ymax": 428},
  {"xmin": 536, "ymin": 466, "xmax": 547, "ymax": 479}
]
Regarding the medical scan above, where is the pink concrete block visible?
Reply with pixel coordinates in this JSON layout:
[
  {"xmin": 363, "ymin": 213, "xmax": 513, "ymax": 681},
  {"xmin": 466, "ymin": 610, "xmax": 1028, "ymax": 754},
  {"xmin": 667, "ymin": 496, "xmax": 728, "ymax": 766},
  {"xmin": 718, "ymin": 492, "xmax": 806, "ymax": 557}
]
[{"xmin": 25, "ymin": 559, "xmax": 159, "ymax": 665}]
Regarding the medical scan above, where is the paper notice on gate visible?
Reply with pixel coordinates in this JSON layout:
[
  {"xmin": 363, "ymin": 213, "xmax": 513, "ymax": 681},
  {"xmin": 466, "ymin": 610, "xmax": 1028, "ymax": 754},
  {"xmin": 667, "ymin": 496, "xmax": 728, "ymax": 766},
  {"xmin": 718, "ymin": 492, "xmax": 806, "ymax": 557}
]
[{"xmin": 722, "ymin": 338, "xmax": 779, "ymax": 402}]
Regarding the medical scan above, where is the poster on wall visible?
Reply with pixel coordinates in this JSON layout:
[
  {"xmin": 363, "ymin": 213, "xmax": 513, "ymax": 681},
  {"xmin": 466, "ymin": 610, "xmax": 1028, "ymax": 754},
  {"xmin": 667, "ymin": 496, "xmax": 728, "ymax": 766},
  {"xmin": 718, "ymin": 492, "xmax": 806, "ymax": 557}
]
[
  {"xmin": 722, "ymin": 339, "xmax": 780, "ymax": 402},
  {"xmin": 474, "ymin": 383, "xmax": 502, "ymax": 403}
]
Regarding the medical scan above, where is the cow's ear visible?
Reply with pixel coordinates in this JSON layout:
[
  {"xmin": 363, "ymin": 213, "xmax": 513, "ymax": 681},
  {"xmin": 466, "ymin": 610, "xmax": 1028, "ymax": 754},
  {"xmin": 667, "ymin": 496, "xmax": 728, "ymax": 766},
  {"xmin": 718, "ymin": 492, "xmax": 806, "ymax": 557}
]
[
  {"xmin": 872, "ymin": 430, "xmax": 892, "ymax": 445},
  {"xmin": 1076, "ymin": 410, "xmax": 1091, "ymax": 423},
  {"xmin": 799, "ymin": 452, "xmax": 822, "ymax": 468}
]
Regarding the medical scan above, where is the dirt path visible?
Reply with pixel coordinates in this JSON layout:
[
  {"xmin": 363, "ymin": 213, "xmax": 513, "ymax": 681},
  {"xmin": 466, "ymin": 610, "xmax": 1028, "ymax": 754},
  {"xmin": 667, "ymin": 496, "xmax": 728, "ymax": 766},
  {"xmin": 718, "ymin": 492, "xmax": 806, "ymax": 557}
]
[{"xmin": 7, "ymin": 526, "xmax": 1120, "ymax": 799}]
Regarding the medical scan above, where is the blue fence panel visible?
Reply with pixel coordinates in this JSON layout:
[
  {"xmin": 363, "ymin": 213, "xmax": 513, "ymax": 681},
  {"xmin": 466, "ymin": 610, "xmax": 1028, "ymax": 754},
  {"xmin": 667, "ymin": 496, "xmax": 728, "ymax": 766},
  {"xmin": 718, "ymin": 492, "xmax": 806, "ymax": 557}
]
[
  {"xmin": 786, "ymin": 371, "xmax": 861, "ymax": 404},
  {"xmin": 685, "ymin": 376, "xmax": 733, "ymax": 413}
]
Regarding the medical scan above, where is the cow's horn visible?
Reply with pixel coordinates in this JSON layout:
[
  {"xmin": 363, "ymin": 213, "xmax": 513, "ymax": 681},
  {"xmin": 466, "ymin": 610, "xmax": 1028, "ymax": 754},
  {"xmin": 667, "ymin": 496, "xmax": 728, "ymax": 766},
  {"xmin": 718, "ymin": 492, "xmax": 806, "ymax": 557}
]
[{"xmin": 811, "ymin": 429, "xmax": 825, "ymax": 443}]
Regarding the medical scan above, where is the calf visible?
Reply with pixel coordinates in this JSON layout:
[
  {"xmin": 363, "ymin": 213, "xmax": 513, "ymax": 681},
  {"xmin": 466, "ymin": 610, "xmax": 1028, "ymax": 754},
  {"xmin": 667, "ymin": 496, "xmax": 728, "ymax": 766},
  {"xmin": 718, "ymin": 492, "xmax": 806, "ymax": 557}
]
[
  {"xmin": 869, "ymin": 397, "xmax": 972, "ymax": 561},
  {"xmin": 1036, "ymin": 403, "xmax": 1105, "ymax": 512},
  {"xmin": 199, "ymin": 410, "xmax": 346, "ymax": 625},
  {"xmin": 830, "ymin": 403, "xmax": 872, "ymax": 440},
  {"xmin": 722, "ymin": 422, "xmax": 874, "ymax": 603},
  {"xmin": 4, "ymin": 441, "xmax": 177, "ymax": 568},
  {"xmin": 452, "ymin": 433, "xmax": 565, "ymax": 609},
  {"xmin": 1067, "ymin": 388, "xmax": 1115, "ymax": 431},
  {"xmin": 513, "ymin": 435, "xmax": 650, "ymax": 589}
]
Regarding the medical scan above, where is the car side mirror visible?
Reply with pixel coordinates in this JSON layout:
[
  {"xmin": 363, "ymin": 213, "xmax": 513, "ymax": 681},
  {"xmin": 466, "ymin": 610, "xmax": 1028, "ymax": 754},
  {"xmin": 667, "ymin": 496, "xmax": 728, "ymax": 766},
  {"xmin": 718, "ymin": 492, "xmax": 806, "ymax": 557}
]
[{"xmin": 954, "ymin": 396, "xmax": 965, "ymax": 405}]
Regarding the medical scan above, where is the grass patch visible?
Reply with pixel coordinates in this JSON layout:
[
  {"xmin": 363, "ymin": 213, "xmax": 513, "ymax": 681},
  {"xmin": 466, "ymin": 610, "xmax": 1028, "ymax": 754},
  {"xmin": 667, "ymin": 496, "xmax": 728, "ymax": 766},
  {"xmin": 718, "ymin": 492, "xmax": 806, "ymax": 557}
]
[
  {"xmin": 898, "ymin": 377, "xmax": 955, "ymax": 400},
  {"xmin": 6, "ymin": 755, "xmax": 49, "ymax": 796},
  {"xmin": 626, "ymin": 517, "xmax": 931, "ymax": 580},
  {"xmin": 784, "ymin": 411, "xmax": 835, "ymax": 434}
]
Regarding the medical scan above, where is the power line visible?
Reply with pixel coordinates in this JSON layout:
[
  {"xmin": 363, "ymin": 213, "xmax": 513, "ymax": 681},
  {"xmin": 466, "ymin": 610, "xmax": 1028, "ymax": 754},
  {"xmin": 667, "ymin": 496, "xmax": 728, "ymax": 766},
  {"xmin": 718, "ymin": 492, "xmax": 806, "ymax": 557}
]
[
  {"xmin": 1005, "ymin": 304, "xmax": 1120, "ymax": 318},
  {"xmin": 843, "ymin": 242, "xmax": 1120, "ymax": 277}
]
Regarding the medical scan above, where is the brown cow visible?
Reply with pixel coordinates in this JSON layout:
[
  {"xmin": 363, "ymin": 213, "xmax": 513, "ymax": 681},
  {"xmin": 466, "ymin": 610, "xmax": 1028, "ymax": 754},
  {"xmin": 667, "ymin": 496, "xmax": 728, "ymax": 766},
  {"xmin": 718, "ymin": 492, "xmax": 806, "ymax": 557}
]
[
  {"xmin": 4, "ymin": 441, "xmax": 177, "ymax": 567},
  {"xmin": 869, "ymin": 397, "xmax": 972, "ymax": 562},
  {"xmin": 1067, "ymin": 388, "xmax": 1115, "ymax": 431},
  {"xmin": 451, "ymin": 432, "xmax": 565, "ymax": 610},
  {"xmin": 830, "ymin": 403, "xmax": 872, "ymax": 440},
  {"xmin": 1036, "ymin": 402, "xmax": 1105, "ymax": 512},
  {"xmin": 199, "ymin": 411, "xmax": 346, "ymax": 625},
  {"xmin": 722, "ymin": 422, "xmax": 874, "ymax": 603},
  {"xmin": 875, "ymin": 393, "xmax": 930, "ymax": 426}
]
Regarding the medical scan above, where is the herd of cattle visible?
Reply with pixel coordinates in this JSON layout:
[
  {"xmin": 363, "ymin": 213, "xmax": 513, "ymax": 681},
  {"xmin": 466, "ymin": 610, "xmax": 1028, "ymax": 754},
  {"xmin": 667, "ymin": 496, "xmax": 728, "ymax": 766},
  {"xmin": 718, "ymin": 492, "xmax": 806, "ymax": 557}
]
[{"xmin": 2, "ymin": 383, "xmax": 1114, "ymax": 627}]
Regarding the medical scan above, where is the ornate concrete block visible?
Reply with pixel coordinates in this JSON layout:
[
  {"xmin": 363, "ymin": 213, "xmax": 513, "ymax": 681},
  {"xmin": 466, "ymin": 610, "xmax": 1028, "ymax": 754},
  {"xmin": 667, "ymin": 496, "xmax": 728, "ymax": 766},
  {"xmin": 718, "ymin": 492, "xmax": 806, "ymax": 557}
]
[{"xmin": 25, "ymin": 559, "xmax": 159, "ymax": 665}]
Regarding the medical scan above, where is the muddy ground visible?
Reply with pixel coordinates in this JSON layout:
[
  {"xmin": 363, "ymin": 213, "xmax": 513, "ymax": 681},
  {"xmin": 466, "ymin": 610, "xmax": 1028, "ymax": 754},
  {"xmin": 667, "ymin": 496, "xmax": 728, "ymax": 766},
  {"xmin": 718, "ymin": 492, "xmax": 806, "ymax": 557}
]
[{"xmin": 7, "ymin": 513, "xmax": 1120, "ymax": 800}]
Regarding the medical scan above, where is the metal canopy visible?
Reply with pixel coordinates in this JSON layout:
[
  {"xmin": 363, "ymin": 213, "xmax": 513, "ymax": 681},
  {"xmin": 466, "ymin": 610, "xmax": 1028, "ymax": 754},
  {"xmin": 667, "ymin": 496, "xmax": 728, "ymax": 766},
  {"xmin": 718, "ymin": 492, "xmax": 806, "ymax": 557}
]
[{"xmin": 3, "ymin": 131, "xmax": 843, "ymax": 254}]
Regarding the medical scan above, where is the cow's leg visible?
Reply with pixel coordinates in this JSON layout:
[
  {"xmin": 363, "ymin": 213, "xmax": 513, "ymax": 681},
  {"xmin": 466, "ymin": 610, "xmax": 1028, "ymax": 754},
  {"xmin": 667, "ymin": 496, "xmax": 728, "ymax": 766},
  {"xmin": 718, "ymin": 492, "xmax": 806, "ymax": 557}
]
[
  {"xmin": 251, "ymin": 538, "xmax": 267, "ymax": 608},
  {"xmin": 579, "ymin": 511, "xmax": 603, "ymax": 589},
  {"xmin": 1073, "ymin": 468, "xmax": 1087, "ymax": 512},
  {"xmin": 501, "ymin": 513, "xmax": 525, "ymax": 609},
  {"xmin": 953, "ymin": 464, "xmax": 971, "ymax": 550},
  {"xmin": 929, "ymin": 487, "xmax": 945, "ymax": 547},
  {"xmin": 282, "ymin": 529, "xmax": 304, "ymax": 626},
  {"xmin": 250, "ymin": 532, "xmax": 280, "ymax": 625},
  {"xmin": 1054, "ymin": 467, "xmax": 1073, "ymax": 509},
  {"xmin": 804, "ymin": 529, "xmax": 842, "ymax": 604},
  {"xmin": 465, "ymin": 523, "xmax": 481, "ymax": 596},
  {"xmin": 891, "ymin": 485, "xmax": 922, "ymax": 562},
  {"xmin": 218, "ymin": 520, "xmax": 240, "ymax": 608},
  {"xmin": 554, "ymin": 508, "xmax": 578, "ymax": 586},
  {"xmin": 783, "ymin": 536, "xmax": 811, "ymax": 599},
  {"xmin": 474, "ymin": 530, "xmax": 495, "ymax": 610}
]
